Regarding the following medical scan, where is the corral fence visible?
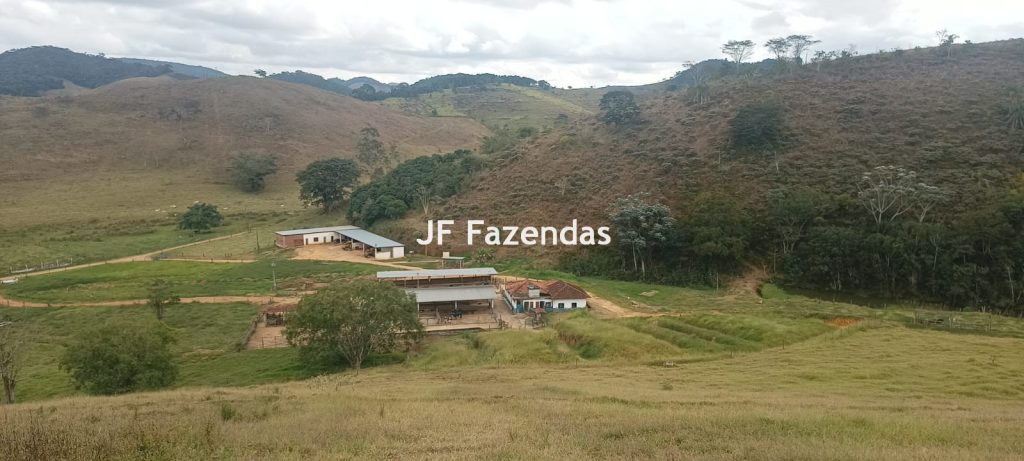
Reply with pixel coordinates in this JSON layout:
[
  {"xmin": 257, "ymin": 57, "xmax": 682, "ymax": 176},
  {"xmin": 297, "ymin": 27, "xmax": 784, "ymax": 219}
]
[
  {"xmin": 909, "ymin": 311, "xmax": 995, "ymax": 333},
  {"xmin": 8, "ymin": 259, "xmax": 74, "ymax": 275}
]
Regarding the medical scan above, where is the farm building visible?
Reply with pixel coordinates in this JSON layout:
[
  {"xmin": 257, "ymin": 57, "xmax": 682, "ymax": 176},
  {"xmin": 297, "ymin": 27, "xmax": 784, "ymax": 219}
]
[
  {"xmin": 502, "ymin": 279, "xmax": 589, "ymax": 313},
  {"xmin": 274, "ymin": 225, "xmax": 405, "ymax": 260},
  {"xmin": 377, "ymin": 268, "xmax": 497, "ymax": 311}
]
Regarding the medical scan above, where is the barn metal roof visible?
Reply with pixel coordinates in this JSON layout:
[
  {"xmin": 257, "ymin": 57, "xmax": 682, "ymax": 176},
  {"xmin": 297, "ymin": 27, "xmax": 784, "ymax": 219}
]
[
  {"xmin": 274, "ymin": 226, "xmax": 403, "ymax": 248},
  {"xmin": 335, "ymin": 228, "xmax": 403, "ymax": 249},
  {"xmin": 377, "ymin": 267, "xmax": 498, "ymax": 279},
  {"xmin": 275, "ymin": 226, "xmax": 358, "ymax": 236},
  {"xmin": 403, "ymin": 285, "xmax": 496, "ymax": 303}
]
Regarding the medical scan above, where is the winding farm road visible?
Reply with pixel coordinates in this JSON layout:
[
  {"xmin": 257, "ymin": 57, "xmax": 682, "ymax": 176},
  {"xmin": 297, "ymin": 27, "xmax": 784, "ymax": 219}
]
[{"xmin": 1, "ymin": 235, "xmax": 639, "ymax": 317}]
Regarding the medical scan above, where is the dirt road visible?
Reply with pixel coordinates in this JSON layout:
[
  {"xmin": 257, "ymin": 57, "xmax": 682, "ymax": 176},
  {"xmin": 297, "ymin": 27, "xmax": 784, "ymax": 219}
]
[
  {"xmin": 0, "ymin": 293, "xmax": 303, "ymax": 309},
  {"xmin": 290, "ymin": 245, "xmax": 423, "ymax": 269},
  {"xmin": 3, "ymin": 232, "xmax": 250, "ymax": 280}
]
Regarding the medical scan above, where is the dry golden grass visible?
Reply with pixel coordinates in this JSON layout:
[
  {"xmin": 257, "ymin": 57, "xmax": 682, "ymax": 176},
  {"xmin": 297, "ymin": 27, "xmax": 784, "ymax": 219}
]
[
  {"xmin": 2, "ymin": 326, "xmax": 1022, "ymax": 460},
  {"xmin": 447, "ymin": 39, "xmax": 1024, "ymax": 227}
]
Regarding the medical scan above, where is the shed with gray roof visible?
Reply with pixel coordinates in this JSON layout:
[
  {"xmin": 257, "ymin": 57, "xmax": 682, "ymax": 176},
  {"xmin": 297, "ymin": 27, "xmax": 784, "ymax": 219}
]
[{"xmin": 274, "ymin": 225, "xmax": 405, "ymax": 260}]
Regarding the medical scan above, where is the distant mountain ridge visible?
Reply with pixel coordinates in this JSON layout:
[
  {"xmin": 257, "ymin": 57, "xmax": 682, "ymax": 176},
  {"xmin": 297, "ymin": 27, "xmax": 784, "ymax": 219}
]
[
  {"xmin": 116, "ymin": 57, "xmax": 227, "ymax": 79},
  {"xmin": 0, "ymin": 46, "xmax": 172, "ymax": 96}
]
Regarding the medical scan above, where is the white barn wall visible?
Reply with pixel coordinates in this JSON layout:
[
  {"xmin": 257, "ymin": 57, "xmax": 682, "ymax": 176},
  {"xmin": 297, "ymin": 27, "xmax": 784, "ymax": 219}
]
[
  {"xmin": 302, "ymin": 232, "xmax": 338, "ymax": 245},
  {"xmin": 552, "ymin": 298, "xmax": 588, "ymax": 309}
]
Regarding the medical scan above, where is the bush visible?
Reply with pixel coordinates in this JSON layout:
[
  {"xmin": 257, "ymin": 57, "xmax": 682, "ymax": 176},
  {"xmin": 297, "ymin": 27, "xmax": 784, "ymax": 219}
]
[
  {"xmin": 729, "ymin": 102, "xmax": 785, "ymax": 151},
  {"xmin": 59, "ymin": 323, "xmax": 178, "ymax": 395}
]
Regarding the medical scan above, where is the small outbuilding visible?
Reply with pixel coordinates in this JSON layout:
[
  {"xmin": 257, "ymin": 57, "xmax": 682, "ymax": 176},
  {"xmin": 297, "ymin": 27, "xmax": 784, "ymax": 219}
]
[{"xmin": 274, "ymin": 225, "xmax": 405, "ymax": 260}]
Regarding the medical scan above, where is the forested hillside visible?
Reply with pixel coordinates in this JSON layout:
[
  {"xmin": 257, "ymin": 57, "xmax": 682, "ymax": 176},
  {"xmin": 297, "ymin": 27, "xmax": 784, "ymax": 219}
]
[
  {"xmin": 0, "ymin": 46, "xmax": 173, "ymax": 96},
  {"xmin": 443, "ymin": 39, "xmax": 1024, "ymax": 313}
]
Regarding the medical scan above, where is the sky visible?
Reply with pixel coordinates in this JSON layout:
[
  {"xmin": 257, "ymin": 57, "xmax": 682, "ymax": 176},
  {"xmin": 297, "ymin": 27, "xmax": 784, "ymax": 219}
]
[{"xmin": 1, "ymin": 0, "xmax": 1022, "ymax": 87}]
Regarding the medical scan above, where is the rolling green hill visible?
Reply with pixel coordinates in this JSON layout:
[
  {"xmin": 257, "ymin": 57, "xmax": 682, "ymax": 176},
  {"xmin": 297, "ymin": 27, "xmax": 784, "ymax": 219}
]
[
  {"xmin": 0, "ymin": 75, "xmax": 489, "ymax": 270},
  {"xmin": 378, "ymin": 83, "xmax": 596, "ymax": 130}
]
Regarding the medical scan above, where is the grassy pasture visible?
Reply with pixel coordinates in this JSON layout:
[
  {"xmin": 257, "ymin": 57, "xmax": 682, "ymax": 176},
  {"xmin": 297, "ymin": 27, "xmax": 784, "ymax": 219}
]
[
  {"xmin": 0, "ymin": 302, "xmax": 281, "ymax": 402},
  {"xmin": 2, "ymin": 260, "xmax": 381, "ymax": 303},
  {"xmin": 0, "ymin": 168, "xmax": 361, "ymax": 272},
  {"xmin": 2, "ymin": 326, "xmax": 1022, "ymax": 460}
]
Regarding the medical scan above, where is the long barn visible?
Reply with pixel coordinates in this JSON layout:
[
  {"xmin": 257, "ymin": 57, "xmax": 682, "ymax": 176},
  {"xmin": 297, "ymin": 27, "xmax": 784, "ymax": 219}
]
[
  {"xmin": 274, "ymin": 225, "xmax": 405, "ymax": 260},
  {"xmin": 376, "ymin": 268, "xmax": 498, "ymax": 311}
]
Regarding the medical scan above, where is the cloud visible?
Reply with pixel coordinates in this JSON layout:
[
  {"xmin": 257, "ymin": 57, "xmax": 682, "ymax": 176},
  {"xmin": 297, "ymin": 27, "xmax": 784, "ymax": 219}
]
[{"xmin": 1, "ymin": 0, "xmax": 1022, "ymax": 87}]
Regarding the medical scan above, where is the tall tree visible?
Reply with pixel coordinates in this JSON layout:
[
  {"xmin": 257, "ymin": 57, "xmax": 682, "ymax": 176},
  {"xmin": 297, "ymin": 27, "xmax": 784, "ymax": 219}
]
[
  {"xmin": 856, "ymin": 166, "xmax": 940, "ymax": 226},
  {"xmin": 599, "ymin": 90, "xmax": 642, "ymax": 126},
  {"xmin": 608, "ymin": 193, "xmax": 676, "ymax": 278},
  {"xmin": 786, "ymin": 35, "xmax": 821, "ymax": 64},
  {"xmin": 0, "ymin": 325, "xmax": 24, "ymax": 404},
  {"xmin": 686, "ymin": 193, "xmax": 752, "ymax": 288},
  {"xmin": 285, "ymin": 280, "xmax": 423, "ymax": 370},
  {"xmin": 296, "ymin": 158, "xmax": 361, "ymax": 212},
  {"xmin": 768, "ymin": 187, "xmax": 832, "ymax": 256},
  {"xmin": 147, "ymin": 279, "xmax": 180, "ymax": 321},
  {"xmin": 356, "ymin": 127, "xmax": 397, "ymax": 179},
  {"xmin": 721, "ymin": 40, "xmax": 755, "ymax": 71},
  {"xmin": 935, "ymin": 29, "xmax": 959, "ymax": 58},
  {"xmin": 178, "ymin": 202, "xmax": 223, "ymax": 233},
  {"xmin": 229, "ymin": 151, "xmax": 278, "ymax": 193},
  {"xmin": 764, "ymin": 37, "xmax": 791, "ymax": 62}
]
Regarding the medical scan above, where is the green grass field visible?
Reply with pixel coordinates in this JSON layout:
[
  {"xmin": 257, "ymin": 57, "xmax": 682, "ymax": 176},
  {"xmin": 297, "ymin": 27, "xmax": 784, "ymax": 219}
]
[
  {"xmin": 0, "ymin": 167, "xmax": 361, "ymax": 273},
  {"xmin": 2, "ymin": 260, "xmax": 381, "ymax": 303},
  {"xmin": 0, "ymin": 302, "xmax": 314, "ymax": 402},
  {"xmin": 3, "ymin": 259, "xmax": 1024, "ymax": 459},
  {"xmin": 2, "ymin": 325, "xmax": 1022, "ymax": 460}
]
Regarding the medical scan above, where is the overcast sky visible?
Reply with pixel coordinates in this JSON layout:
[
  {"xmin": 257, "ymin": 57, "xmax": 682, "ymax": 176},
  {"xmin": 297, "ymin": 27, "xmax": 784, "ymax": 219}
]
[{"xmin": 1, "ymin": 0, "xmax": 1022, "ymax": 87}]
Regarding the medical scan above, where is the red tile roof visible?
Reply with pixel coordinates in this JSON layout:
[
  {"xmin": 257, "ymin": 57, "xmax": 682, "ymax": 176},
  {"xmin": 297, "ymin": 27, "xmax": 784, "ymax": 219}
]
[{"xmin": 504, "ymin": 279, "xmax": 589, "ymax": 300}]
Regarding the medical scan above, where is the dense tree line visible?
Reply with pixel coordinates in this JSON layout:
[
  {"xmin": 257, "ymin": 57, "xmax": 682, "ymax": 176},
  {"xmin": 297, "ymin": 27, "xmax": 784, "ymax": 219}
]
[
  {"xmin": 564, "ymin": 181, "xmax": 1024, "ymax": 315},
  {"xmin": 0, "ymin": 46, "xmax": 172, "ymax": 96},
  {"xmin": 347, "ymin": 150, "xmax": 479, "ymax": 226},
  {"xmin": 355, "ymin": 73, "xmax": 540, "ymax": 101},
  {"xmin": 266, "ymin": 70, "xmax": 352, "ymax": 93},
  {"xmin": 265, "ymin": 69, "xmax": 542, "ymax": 101}
]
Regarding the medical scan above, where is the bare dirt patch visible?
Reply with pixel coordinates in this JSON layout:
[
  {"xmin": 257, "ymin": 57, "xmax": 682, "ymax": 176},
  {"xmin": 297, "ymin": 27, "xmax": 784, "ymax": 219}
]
[
  {"xmin": 828, "ymin": 317, "xmax": 863, "ymax": 328},
  {"xmin": 290, "ymin": 245, "xmax": 418, "ymax": 269}
]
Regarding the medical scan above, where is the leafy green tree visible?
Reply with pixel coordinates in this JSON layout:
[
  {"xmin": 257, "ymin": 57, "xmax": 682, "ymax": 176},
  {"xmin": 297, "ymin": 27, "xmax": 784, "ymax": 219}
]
[
  {"xmin": 767, "ymin": 187, "xmax": 832, "ymax": 256},
  {"xmin": 351, "ymin": 83, "xmax": 377, "ymax": 100},
  {"xmin": 787, "ymin": 226, "xmax": 864, "ymax": 292},
  {"xmin": 685, "ymin": 193, "xmax": 752, "ymax": 288},
  {"xmin": 285, "ymin": 280, "xmax": 423, "ymax": 370},
  {"xmin": 537, "ymin": 80, "xmax": 552, "ymax": 90},
  {"xmin": 296, "ymin": 158, "xmax": 361, "ymax": 212},
  {"xmin": 356, "ymin": 127, "xmax": 397, "ymax": 178},
  {"xmin": 347, "ymin": 150, "xmax": 476, "ymax": 225},
  {"xmin": 0, "ymin": 325, "xmax": 25, "ymax": 404},
  {"xmin": 764, "ymin": 37, "xmax": 791, "ymax": 62},
  {"xmin": 229, "ymin": 151, "xmax": 278, "ymax": 193},
  {"xmin": 786, "ymin": 35, "xmax": 821, "ymax": 64},
  {"xmin": 721, "ymin": 40, "xmax": 755, "ymax": 71},
  {"xmin": 729, "ymin": 102, "xmax": 785, "ymax": 152},
  {"xmin": 599, "ymin": 90, "xmax": 642, "ymax": 126},
  {"xmin": 608, "ymin": 193, "xmax": 676, "ymax": 278},
  {"xmin": 254, "ymin": 69, "xmax": 267, "ymax": 78},
  {"xmin": 178, "ymin": 202, "xmax": 223, "ymax": 233},
  {"xmin": 147, "ymin": 279, "xmax": 180, "ymax": 321},
  {"xmin": 60, "ymin": 323, "xmax": 177, "ymax": 395}
]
